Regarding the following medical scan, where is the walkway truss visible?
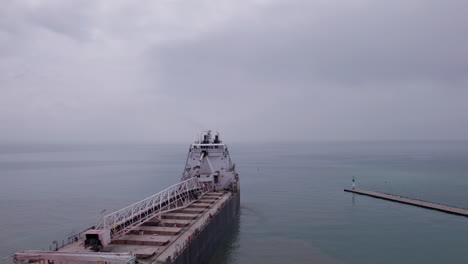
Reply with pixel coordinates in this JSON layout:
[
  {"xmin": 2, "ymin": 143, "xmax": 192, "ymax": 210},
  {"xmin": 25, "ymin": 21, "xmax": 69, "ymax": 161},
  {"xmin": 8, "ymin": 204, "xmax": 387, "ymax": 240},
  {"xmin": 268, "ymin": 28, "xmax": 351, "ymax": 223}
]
[{"xmin": 97, "ymin": 177, "xmax": 210, "ymax": 240}]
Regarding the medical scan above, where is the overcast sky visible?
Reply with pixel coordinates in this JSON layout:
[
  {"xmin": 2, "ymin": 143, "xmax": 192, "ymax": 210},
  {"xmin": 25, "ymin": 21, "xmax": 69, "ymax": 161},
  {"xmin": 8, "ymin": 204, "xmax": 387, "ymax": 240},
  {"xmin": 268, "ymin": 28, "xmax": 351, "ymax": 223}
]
[{"xmin": 1, "ymin": 0, "xmax": 467, "ymax": 142}]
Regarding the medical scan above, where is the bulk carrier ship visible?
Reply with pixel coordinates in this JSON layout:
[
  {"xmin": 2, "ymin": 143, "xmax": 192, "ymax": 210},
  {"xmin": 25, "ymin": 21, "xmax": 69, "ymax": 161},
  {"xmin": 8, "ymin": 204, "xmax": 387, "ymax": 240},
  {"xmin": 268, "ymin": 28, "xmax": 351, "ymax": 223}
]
[{"xmin": 12, "ymin": 131, "xmax": 240, "ymax": 264}]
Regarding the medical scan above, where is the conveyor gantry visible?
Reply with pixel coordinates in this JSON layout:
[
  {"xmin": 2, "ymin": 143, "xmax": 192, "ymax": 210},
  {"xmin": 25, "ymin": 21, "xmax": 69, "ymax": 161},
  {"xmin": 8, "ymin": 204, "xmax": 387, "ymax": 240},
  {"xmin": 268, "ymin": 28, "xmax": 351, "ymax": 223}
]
[{"xmin": 96, "ymin": 177, "xmax": 210, "ymax": 240}]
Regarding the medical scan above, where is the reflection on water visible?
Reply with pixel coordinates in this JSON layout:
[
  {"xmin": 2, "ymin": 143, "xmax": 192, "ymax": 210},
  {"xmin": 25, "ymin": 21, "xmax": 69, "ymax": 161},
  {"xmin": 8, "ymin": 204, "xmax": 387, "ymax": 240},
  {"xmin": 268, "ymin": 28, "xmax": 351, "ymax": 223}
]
[
  {"xmin": 233, "ymin": 238, "xmax": 344, "ymax": 264},
  {"xmin": 209, "ymin": 207, "xmax": 344, "ymax": 264}
]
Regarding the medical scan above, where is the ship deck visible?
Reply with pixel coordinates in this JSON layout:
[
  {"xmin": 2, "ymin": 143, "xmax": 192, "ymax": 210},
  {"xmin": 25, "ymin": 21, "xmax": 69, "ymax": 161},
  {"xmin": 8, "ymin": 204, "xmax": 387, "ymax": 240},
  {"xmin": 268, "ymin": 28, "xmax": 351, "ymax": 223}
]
[{"xmin": 58, "ymin": 191, "xmax": 231, "ymax": 263}]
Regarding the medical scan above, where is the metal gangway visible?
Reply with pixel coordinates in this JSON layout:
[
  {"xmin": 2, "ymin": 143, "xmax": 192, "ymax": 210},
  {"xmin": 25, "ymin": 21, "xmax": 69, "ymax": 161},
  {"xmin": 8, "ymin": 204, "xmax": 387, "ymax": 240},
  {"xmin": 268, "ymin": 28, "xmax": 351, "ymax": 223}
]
[{"xmin": 96, "ymin": 177, "xmax": 210, "ymax": 239}]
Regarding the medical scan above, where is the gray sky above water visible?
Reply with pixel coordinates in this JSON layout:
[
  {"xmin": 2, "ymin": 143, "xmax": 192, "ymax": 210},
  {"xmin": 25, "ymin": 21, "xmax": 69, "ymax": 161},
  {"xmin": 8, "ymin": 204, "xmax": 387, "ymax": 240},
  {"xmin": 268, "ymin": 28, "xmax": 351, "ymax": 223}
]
[{"xmin": 1, "ymin": 0, "xmax": 467, "ymax": 142}]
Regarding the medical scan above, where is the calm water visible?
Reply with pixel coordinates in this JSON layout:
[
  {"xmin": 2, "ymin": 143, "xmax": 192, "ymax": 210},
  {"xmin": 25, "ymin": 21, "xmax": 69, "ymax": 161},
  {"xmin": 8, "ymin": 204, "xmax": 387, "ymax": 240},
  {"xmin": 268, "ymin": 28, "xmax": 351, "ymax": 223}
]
[{"xmin": 1, "ymin": 142, "xmax": 467, "ymax": 263}]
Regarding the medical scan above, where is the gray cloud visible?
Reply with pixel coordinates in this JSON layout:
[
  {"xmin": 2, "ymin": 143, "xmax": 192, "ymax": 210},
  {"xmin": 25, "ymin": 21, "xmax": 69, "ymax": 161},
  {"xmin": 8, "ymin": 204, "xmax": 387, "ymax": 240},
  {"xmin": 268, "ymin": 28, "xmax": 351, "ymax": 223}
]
[
  {"xmin": 1, "ymin": 0, "xmax": 468, "ymax": 142},
  {"xmin": 155, "ymin": 0, "xmax": 468, "ymax": 87},
  {"xmin": 26, "ymin": 1, "xmax": 96, "ymax": 41}
]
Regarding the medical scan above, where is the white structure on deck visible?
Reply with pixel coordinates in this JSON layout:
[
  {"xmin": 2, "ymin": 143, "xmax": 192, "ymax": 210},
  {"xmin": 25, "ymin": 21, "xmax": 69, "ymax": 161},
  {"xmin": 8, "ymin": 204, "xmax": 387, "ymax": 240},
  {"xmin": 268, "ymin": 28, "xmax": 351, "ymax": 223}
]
[
  {"xmin": 96, "ymin": 177, "xmax": 209, "ymax": 240},
  {"xmin": 13, "ymin": 251, "xmax": 136, "ymax": 264},
  {"xmin": 182, "ymin": 130, "xmax": 239, "ymax": 192}
]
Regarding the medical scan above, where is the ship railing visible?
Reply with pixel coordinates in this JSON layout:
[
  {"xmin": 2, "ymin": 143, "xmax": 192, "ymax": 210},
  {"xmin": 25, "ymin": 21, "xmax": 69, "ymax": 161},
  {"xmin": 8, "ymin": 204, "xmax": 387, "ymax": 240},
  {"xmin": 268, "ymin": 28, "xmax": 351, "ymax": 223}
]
[
  {"xmin": 43, "ymin": 226, "xmax": 95, "ymax": 252},
  {"xmin": 96, "ymin": 177, "xmax": 210, "ymax": 239}
]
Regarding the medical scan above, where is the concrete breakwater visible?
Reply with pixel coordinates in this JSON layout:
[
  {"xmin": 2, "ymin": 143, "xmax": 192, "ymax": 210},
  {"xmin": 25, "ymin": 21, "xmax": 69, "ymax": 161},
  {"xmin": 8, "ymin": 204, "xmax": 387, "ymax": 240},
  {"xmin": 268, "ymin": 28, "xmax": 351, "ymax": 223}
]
[{"xmin": 345, "ymin": 188, "xmax": 468, "ymax": 217}]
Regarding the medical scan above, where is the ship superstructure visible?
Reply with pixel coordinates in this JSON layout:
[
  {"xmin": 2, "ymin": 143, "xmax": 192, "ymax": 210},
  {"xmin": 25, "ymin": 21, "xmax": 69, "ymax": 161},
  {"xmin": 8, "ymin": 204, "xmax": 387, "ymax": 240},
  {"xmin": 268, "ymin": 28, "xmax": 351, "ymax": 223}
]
[
  {"xmin": 182, "ymin": 131, "xmax": 238, "ymax": 192},
  {"xmin": 11, "ymin": 131, "xmax": 240, "ymax": 264}
]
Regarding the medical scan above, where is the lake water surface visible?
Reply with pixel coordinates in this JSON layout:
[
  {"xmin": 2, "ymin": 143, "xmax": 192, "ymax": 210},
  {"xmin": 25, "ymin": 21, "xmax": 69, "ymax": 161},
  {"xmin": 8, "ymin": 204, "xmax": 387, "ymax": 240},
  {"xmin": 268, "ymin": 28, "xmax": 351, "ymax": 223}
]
[{"xmin": 1, "ymin": 141, "xmax": 467, "ymax": 263}]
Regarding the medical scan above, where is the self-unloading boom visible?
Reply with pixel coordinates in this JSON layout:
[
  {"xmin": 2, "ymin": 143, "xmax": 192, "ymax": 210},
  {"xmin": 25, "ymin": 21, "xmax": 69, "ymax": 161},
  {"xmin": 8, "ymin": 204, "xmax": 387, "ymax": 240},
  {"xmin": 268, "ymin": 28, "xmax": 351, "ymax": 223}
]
[{"xmin": 96, "ymin": 177, "xmax": 210, "ymax": 240}]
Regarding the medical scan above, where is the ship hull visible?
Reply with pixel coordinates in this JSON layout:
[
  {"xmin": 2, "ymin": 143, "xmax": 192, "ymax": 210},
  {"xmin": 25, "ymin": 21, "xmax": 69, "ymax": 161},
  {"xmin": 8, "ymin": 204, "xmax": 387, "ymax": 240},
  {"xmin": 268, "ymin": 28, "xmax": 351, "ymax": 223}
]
[{"xmin": 172, "ymin": 191, "xmax": 240, "ymax": 264}]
